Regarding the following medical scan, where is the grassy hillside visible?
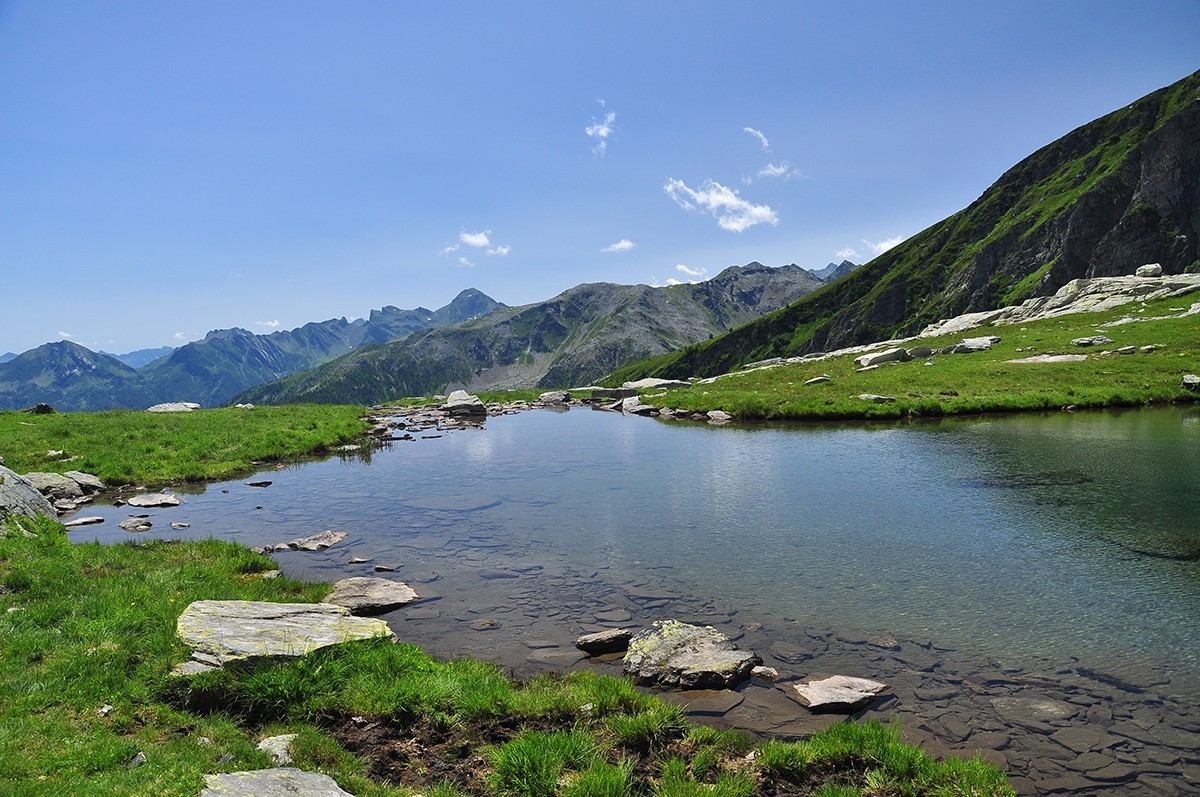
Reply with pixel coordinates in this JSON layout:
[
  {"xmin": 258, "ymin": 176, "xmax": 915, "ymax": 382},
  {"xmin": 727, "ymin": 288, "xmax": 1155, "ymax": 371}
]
[{"xmin": 612, "ymin": 71, "xmax": 1200, "ymax": 384}]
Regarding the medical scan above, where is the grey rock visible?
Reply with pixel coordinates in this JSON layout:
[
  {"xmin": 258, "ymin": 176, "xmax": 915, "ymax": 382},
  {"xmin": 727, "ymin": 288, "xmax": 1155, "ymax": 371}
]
[
  {"xmin": 1071, "ymin": 335, "xmax": 1114, "ymax": 347},
  {"xmin": 856, "ymin": 394, "xmax": 895, "ymax": 403},
  {"xmin": 256, "ymin": 733, "xmax": 298, "ymax": 766},
  {"xmin": 537, "ymin": 390, "xmax": 571, "ymax": 404},
  {"xmin": 324, "ymin": 577, "xmax": 420, "ymax": 615},
  {"xmin": 621, "ymin": 378, "xmax": 691, "ymax": 390},
  {"xmin": 942, "ymin": 335, "xmax": 1001, "ymax": 354},
  {"xmin": 174, "ymin": 600, "xmax": 392, "ymax": 672},
  {"xmin": 0, "ymin": 465, "xmax": 56, "ymax": 520},
  {"xmin": 64, "ymin": 470, "xmax": 105, "ymax": 494},
  {"xmin": 443, "ymin": 390, "xmax": 486, "ymax": 416},
  {"xmin": 1182, "ymin": 374, "xmax": 1200, "ymax": 391},
  {"xmin": 22, "ymin": 472, "xmax": 84, "ymax": 501},
  {"xmin": 1135, "ymin": 263, "xmax": 1163, "ymax": 277},
  {"xmin": 706, "ymin": 410, "xmax": 732, "ymax": 422},
  {"xmin": 127, "ymin": 492, "xmax": 181, "ymax": 508},
  {"xmin": 146, "ymin": 402, "xmax": 200, "ymax": 413},
  {"xmin": 906, "ymin": 345, "xmax": 934, "ymax": 358},
  {"xmin": 751, "ymin": 665, "xmax": 780, "ymax": 681},
  {"xmin": 591, "ymin": 387, "xmax": 638, "ymax": 399},
  {"xmin": 274, "ymin": 529, "xmax": 348, "ymax": 551},
  {"xmin": 575, "ymin": 628, "xmax": 633, "ymax": 654},
  {"xmin": 1006, "ymin": 354, "xmax": 1088, "ymax": 364},
  {"xmin": 789, "ymin": 675, "xmax": 890, "ymax": 713},
  {"xmin": 119, "ymin": 518, "xmax": 153, "ymax": 532},
  {"xmin": 990, "ymin": 694, "xmax": 1078, "ymax": 722},
  {"xmin": 65, "ymin": 516, "xmax": 105, "ymax": 528},
  {"xmin": 853, "ymin": 347, "xmax": 911, "ymax": 368},
  {"xmin": 623, "ymin": 620, "xmax": 761, "ymax": 690},
  {"xmin": 620, "ymin": 396, "xmax": 657, "ymax": 416},
  {"xmin": 200, "ymin": 768, "xmax": 354, "ymax": 796},
  {"xmin": 803, "ymin": 376, "xmax": 831, "ymax": 385}
]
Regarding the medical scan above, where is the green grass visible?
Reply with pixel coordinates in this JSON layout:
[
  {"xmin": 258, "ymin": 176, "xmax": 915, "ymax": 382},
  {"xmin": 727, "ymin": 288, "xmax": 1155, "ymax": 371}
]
[
  {"xmin": 0, "ymin": 516, "xmax": 1015, "ymax": 796},
  {"xmin": 642, "ymin": 292, "xmax": 1200, "ymax": 420},
  {"xmin": 0, "ymin": 404, "xmax": 370, "ymax": 485}
]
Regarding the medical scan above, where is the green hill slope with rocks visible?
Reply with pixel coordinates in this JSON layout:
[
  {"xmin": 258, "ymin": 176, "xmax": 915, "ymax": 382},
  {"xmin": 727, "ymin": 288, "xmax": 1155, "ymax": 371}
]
[{"xmin": 610, "ymin": 70, "xmax": 1200, "ymax": 384}]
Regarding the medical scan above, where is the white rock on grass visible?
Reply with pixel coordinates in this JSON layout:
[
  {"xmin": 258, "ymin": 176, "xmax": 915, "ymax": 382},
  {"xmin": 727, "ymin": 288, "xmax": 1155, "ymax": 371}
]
[{"xmin": 200, "ymin": 768, "xmax": 354, "ymax": 796}]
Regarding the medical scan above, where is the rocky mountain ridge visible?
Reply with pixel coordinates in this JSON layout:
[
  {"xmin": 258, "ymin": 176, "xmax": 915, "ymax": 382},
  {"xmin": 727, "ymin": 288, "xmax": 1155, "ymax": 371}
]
[
  {"xmin": 236, "ymin": 263, "xmax": 825, "ymax": 405},
  {"xmin": 609, "ymin": 70, "xmax": 1200, "ymax": 383}
]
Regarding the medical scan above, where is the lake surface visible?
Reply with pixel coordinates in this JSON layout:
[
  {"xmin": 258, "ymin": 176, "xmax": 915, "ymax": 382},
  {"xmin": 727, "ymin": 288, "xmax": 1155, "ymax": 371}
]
[{"xmin": 69, "ymin": 405, "xmax": 1200, "ymax": 795}]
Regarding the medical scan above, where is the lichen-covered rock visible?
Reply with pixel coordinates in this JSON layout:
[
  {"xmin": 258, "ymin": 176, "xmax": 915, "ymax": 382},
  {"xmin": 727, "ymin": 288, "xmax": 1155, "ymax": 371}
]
[
  {"xmin": 200, "ymin": 768, "xmax": 354, "ymax": 796},
  {"xmin": 324, "ymin": 577, "xmax": 420, "ymax": 615},
  {"xmin": 0, "ymin": 465, "xmax": 55, "ymax": 521},
  {"xmin": 623, "ymin": 620, "xmax": 760, "ymax": 690},
  {"xmin": 174, "ymin": 600, "xmax": 392, "ymax": 672}
]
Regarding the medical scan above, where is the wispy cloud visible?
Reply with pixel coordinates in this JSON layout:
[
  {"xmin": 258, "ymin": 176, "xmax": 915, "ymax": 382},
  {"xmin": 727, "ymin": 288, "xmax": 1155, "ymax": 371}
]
[
  {"xmin": 58, "ymin": 331, "xmax": 72, "ymax": 339},
  {"xmin": 487, "ymin": 244, "xmax": 510, "ymax": 256},
  {"xmin": 675, "ymin": 264, "xmax": 706, "ymax": 278},
  {"xmin": 664, "ymin": 178, "xmax": 779, "ymax": 232},
  {"xmin": 174, "ymin": 331, "xmax": 188, "ymax": 341},
  {"xmin": 757, "ymin": 161, "xmax": 805, "ymax": 180},
  {"xmin": 601, "ymin": 239, "xmax": 636, "ymax": 253},
  {"xmin": 458, "ymin": 256, "xmax": 475, "ymax": 268},
  {"xmin": 586, "ymin": 100, "xmax": 616, "ymax": 156},
  {"xmin": 255, "ymin": 320, "xmax": 280, "ymax": 328},
  {"xmin": 743, "ymin": 126, "xmax": 770, "ymax": 151},
  {"xmin": 864, "ymin": 235, "xmax": 905, "ymax": 255},
  {"xmin": 836, "ymin": 247, "xmax": 859, "ymax": 259},
  {"xmin": 442, "ymin": 229, "xmax": 510, "ymax": 258}
]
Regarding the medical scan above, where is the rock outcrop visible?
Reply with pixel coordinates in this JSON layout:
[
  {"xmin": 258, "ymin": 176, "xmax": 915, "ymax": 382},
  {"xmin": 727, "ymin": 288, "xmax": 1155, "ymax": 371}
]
[
  {"xmin": 199, "ymin": 768, "xmax": 354, "ymax": 796},
  {"xmin": 0, "ymin": 465, "xmax": 55, "ymax": 521},
  {"xmin": 623, "ymin": 620, "xmax": 761, "ymax": 689}
]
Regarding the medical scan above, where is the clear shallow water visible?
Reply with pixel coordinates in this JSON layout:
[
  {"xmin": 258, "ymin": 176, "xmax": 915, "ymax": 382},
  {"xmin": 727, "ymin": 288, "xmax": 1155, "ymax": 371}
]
[{"xmin": 73, "ymin": 405, "xmax": 1200, "ymax": 673}]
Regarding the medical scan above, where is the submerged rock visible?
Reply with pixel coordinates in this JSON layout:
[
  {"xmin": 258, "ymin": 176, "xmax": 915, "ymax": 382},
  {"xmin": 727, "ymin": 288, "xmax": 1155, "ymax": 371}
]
[
  {"xmin": 118, "ymin": 517, "xmax": 153, "ymax": 532},
  {"xmin": 790, "ymin": 675, "xmax": 890, "ymax": 713},
  {"xmin": 623, "ymin": 620, "xmax": 761, "ymax": 690}
]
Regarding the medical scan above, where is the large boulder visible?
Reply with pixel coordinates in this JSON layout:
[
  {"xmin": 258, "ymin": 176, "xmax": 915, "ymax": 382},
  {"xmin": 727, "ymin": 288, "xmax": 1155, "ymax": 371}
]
[
  {"xmin": 853, "ymin": 347, "xmax": 911, "ymax": 368},
  {"xmin": 576, "ymin": 628, "xmax": 633, "ymax": 655},
  {"xmin": 324, "ymin": 577, "xmax": 420, "ymax": 615},
  {"xmin": 623, "ymin": 620, "xmax": 761, "ymax": 690},
  {"xmin": 1135, "ymin": 263, "xmax": 1163, "ymax": 277},
  {"xmin": 200, "ymin": 768, "xmax": 354, "ymax": 796},
  {"xmin": 21, "ymin": 472, "xmax": 84, "ymax": 502},
  {"xmin": 443, "ymin": 390, "xmax": 486, "ymax": 416},
  {"xmin": 0, "ymin": 466, "xmax": 56, "ymax": 521},
  {"xmin": 175, "ymin": 600, "xmax": 392, "ymax": 672}
]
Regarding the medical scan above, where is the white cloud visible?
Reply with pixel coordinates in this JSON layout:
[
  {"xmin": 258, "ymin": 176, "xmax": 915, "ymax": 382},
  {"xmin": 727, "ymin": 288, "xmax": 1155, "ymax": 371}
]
[
  {"xmin": 255, "ymin": 320, "xmax": 280, "ymax": 328},
  {"xmin": 675, "ymin": 264, "xmax": 706, "ymax": 278},
  {"xmin": 864, "ymin": 235, "xmax": 906, "ymax": 255},
  {"xmin": 57, "ymin": 331, "xmax": 72, "ymax": 339},
  {"xmin": 756, "ymin": 161, "xmax": 805, "ymax": 180},
  {"xmin": 586, "ymin": 102, "xmax": 616, "ymax": 156},
  {"xmin": 174, "ymin": 332, "xmax": 187, "ymax": 341},
  {"xmin": 664, "ymin": 178, "xmax": 779, "ymax": 232},
  {"xmin": 601, "ymin": 239, "xmax": 636, "ymax": 253},
  {"xmin": 665, "ymin": 278, "xmax": 684, "ymax": 285},
  {"xmin": 460, "ymin": 230, "xmax": 491, "ymax": 248},
  {"xmin": 487, "ymin": 245, "xmax": 510, "ymax": 256},
  {"xmin": 743, "ymin": 126, "xmax": 770, "ymax": 151},
  {"xmin": 459, "ymin": 256, "xmax": 475, "ymax": 268},
  {"xmin": 836, "ymin": 247, "xmax": 860, "ymax": 259}
]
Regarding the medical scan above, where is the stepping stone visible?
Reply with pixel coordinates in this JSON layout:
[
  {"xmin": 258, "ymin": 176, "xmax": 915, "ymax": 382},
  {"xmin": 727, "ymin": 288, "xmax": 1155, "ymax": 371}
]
[
  {"xmin": 789, "ymin": 675, "xmax": 891, "ymax": 713},
  {"xmin": 200, "ymin": 768, "xmax": 353, "ymax": 796},
  {"xmin": 119, "ymin": 518, "xmax": 152, "ymax": 532},
  {"xmin": 324, "ymin": 577, "xmax": 420, "ymax": 615},
  {"xmin": 273, "ymin": 530, "xmax": 347, "ymax": 551},
  {"xmin": 127, "ymin": 493, "xmax": 181, "ymax": 508},
  {"xmin": 174, "ymin": 600, "xmax": 391, "ymax": 673},
  {"xmin": 64, "ymin": 516, "xmax": 105, "ymax": 528}
]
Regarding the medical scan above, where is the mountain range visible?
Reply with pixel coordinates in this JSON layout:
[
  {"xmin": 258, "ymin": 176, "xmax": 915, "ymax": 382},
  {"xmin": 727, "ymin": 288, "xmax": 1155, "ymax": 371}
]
[
  {"xmin": 0, "ymin": 289, "xmax": 500, "ymax": 411},
  {"xmin": 609, "ymin": 70, "xmax": 1200, "ymax": 384},
  {"xmin": 235, "ymin": 263, "xmax": 826, "ymax": 405}
]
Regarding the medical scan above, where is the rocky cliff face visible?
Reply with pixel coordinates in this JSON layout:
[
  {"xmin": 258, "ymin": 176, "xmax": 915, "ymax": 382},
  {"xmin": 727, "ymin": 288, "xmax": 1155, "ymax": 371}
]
[{"xmin": 612, "ymin": 71, "xmax": 1200, "ymax": 382}]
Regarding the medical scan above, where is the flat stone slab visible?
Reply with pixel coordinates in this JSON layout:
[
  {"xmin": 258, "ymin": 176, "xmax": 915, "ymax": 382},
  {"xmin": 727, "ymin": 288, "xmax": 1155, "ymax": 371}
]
[
  {"xmin": 990, "ymin": 694, "xmax": 1078, "ymax": 722},
  {"xmin": 324, "ymin": 577, "xmax": 420, "ymax": 615},
  {"xmin": 175, "ymin": 600, "xmax": 392, "ymax": 670},
  {"xmin": 623, "ymin": 619, "xmax": 761, "ymax": 690},
  {"xmin": 127, "ymin": 492, "xmax": 182, "ymax": 508},
  {"xmin": 789, "ymin": 675, "xmax": 891, "ymax": 713},
  {"xmin": 273, "ymin": 529, "xmax": 348, "ymax": 551},
  {"xmin": 200, "ymin": 768, "xmax": 353, "ymax": 796},
  {"xmin": 64, "ymin": 516, "xmax": 105, "ymax": 528},
  {"xmin": 1006, "ymin": 354, "xmax": 1089, "ymax": 364},
  {"xmin": 146, "ymin": 402, "xmax": 199, "ymax": 413}
]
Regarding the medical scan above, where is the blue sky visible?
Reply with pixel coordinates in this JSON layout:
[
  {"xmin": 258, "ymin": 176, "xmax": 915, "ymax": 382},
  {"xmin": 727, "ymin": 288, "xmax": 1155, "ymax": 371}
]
[{"xmin": 2, "ymin": 1, "xmax": 1198, "ymax": 354}]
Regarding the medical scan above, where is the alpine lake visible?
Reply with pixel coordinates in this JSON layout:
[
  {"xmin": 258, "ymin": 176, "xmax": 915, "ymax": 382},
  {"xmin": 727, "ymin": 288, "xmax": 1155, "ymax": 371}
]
[{"xmin": 69, "ymin": 404, "xmax": 1200, "ymax": 796}]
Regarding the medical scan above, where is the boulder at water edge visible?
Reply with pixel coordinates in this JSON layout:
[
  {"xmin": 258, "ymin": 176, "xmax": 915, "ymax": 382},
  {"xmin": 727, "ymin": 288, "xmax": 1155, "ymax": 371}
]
[
  {"xmin": 443, "ymin": 390, "xmax": 486, "ymax": 416},
  {"xmin": 324, "ymin": 577, "xmax": 420, "ymax": 615},
  {"xmin": 272, "ymin": 529, "xmax": 348, "ymax": 551},
  {"xmin": 0, "ymin": 465, "xmax": 55, "ymax": 521},
  {"xmin": 174, "ymin": 600, "xmax": 392, "ymax": 673},
  {"xmin": 200, "ymin": 768, "xmax": 354, "ymax": 796},
  {"xmin": 623, "ymin": 620, "xmax": 761, "ymax": 689},
  {"xmin": 21, "ymin": 472, "xmax": 84, "ymax": 502}
]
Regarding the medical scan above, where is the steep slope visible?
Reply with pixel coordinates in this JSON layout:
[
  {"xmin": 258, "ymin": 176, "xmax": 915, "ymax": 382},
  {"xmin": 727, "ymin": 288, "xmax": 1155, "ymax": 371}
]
[
  {"xmin": 236, "ymin": 263, "xmax": 825, "ymax": 405},
  {"xmin": 0, "ymin": 342, "xmax": 145, "ymax": 411},
  {"xmin": 612, "ymin": 71, "xmax": 1200, "ymax": 382}
]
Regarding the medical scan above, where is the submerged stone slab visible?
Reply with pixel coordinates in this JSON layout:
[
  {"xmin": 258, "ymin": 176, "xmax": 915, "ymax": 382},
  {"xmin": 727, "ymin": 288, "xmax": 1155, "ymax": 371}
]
[
  {"xmin": 200, "ymin": 768, "xmax": 354, "ymax": 796},
  {"xmin": 789, "ymin": 675, "xmax": 891, "ymax": 713},
  {"xmin": 324, "ymin": 577, "xmax": 420, "ymax": 615},
  {"xmin": 623, "ymin": 620, "xmax": 760, "ymax": 690},
  {"xmin": 175, "ymin": 600, "xmax": 391, "ymax": 670}
]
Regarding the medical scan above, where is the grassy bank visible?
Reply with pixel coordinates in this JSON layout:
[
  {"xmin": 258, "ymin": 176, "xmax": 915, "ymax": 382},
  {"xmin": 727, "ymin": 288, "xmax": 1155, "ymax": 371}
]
[
  {"xmin": 634, "ymin": 293, "xmax": 1200, "ymax": 420},
  {"xmin": 0, "ymin": 516, "xmax": 1014, "ymax": 796},
  {"xmin": 0, "ymin": 405, "xmax": 370, "ymax": 486}
]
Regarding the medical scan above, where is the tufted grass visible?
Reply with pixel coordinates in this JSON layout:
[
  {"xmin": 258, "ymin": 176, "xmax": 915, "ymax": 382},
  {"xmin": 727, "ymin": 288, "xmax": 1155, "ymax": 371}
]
[{"xmin": 0, "ymin": 404, "xmax": 370, "ymax": 486}]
